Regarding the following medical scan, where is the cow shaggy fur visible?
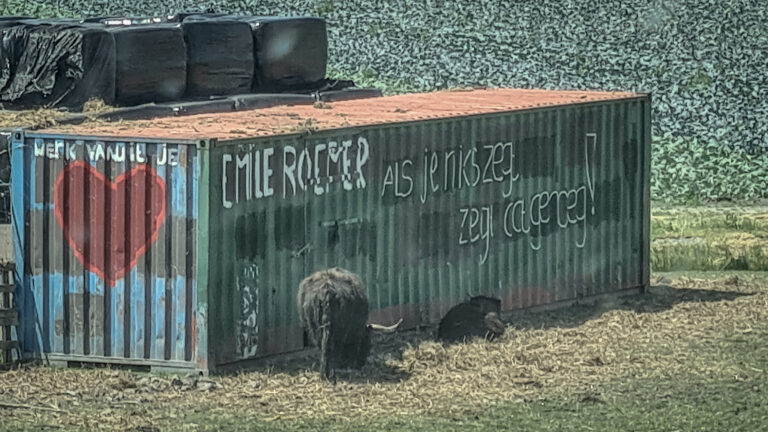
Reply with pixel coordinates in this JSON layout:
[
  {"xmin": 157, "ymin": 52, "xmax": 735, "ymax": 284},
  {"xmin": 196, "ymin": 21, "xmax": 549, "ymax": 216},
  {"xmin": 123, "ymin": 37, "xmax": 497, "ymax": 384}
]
[
  {"xmin": 297, "ymin": 267, "xmax": 371, "ymax": 379},
  {"xmin": 437, "ymin": 295, "xmax": 506, "ymax": 343}
]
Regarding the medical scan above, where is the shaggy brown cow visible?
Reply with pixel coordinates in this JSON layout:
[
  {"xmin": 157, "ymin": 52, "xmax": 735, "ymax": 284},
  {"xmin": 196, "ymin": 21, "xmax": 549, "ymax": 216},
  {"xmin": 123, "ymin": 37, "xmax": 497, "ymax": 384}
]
[
  {"xmin": 297, "ymin": 267, "xmax": 400, "ymax": 379},
  {"xmin": 437, "ymin": 295, "xmax": 506, "ymax": 343}
]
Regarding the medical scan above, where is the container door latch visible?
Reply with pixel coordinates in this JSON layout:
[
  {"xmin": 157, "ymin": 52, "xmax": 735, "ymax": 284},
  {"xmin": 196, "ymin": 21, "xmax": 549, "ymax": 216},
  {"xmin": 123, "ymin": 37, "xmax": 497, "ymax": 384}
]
[{"xmin": 292, "ymin": 243, "xmax": 312, "ymax": 258}]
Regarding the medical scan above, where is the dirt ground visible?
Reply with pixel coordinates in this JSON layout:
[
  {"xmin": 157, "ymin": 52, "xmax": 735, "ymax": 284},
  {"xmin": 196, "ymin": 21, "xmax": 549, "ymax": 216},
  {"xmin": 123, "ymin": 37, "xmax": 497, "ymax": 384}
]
[{"xmin": 1, "ymin": 271, "xmax": 767, "ymax": 431}]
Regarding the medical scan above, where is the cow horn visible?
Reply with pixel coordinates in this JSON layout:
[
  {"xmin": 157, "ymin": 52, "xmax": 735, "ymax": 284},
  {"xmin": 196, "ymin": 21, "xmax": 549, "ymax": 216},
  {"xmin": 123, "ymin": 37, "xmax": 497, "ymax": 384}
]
[{"xmin": 368, "ymin": 318, "xmax": 403, "ymax": 333}]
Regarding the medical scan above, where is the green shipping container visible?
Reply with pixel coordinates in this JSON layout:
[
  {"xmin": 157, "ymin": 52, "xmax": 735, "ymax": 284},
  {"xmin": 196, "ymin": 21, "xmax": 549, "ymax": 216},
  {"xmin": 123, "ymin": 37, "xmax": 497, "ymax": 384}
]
[{"xmin": 15, "ymin": 88, "xmax": 650, "ymax": 372}]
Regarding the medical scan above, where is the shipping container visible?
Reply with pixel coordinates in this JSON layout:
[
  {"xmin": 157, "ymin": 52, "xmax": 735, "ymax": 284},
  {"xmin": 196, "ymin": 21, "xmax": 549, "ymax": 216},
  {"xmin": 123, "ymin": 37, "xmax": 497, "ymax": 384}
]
[{"xmin": 11, "ymin": 88, "xmax": 651, "ymax": 372}]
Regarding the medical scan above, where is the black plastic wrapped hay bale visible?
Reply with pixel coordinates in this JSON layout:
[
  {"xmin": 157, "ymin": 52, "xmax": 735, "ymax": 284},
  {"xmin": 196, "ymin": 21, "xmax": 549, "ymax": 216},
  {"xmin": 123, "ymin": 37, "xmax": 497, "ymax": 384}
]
[
  {"xmin": 0, "ymin": 17, "xmax": 32, "ymax": 23},
  {"xmin": 182, "ymin": 17, "xmax": 254, "ymax": 97},
  {"xmin": 244, "ymin": 17, "xmax": 328, "ymax": 92},
  {"xmin": 0, "ymin": 19, "xmax": 25, "ymax": 30},
  {"xmin": 108, "ymin": 24, "xmax": 187, "ymax": 106},
  {"xmin": 87, "ymin": 17, "xmax": 164, "ymax": 25},
  {"xmin": 316, "ymin": 88, "xmax": 383, "ymax": 102},
  {"xmin": 81, "ymin": 16, "xmax": 121, "ymax": 23},
  {"xmin": 229, "ymin": 93, "xmax": 314, "ymax": 110},
  {"xmin": 166, "ymin": 12, "xmax": 228, "ymax": 23},
  {"xmin": 0, "ymin": 22, "xmax": 116, "ymax": 110}
]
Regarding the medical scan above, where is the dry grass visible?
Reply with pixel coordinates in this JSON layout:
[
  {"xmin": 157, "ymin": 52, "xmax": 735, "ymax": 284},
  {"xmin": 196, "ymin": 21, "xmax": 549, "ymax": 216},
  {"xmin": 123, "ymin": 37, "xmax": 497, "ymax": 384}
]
[
  {"xmin": 651, "ymin": 206, "xmax": 768, "ymax": 271},
  {"xmin": 652, "ymin": 206, "xmax": 768, "ymax": 238},
  {"xmin": 81, "ymin": 98, "xmax": 114, "ymax": 119},
  {"xmin": 290, "ymin": 117, "xmax": 319, "ymax": 134},
  {"xmin": 313, "ymin": 101, "xmax": 333, "ymax": 109},
  {"xmin": 0, "ymin": 272, "xmax": 767, "ymax": 430},
  {"xmin": 0, "ymin": 99, "xmax": 115, "ymax": 131},
  {"xmin": 652, "ymin": 235, "xmax": 768, "ymax": 271},
  {"xmin": 0, "ymin": 108, "xmax": 67, "ymax": 129}
]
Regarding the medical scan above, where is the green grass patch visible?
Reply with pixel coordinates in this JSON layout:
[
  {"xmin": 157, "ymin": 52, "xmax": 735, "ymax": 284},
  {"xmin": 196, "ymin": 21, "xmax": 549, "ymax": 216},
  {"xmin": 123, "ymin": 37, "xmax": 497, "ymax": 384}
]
[
  {"xmin": 651, "ymin": 206, "xmax": 768, "ymax": 271},
  {"xmin": 652, "ymin": 238, "xmax": 768, "ymax": 271}
]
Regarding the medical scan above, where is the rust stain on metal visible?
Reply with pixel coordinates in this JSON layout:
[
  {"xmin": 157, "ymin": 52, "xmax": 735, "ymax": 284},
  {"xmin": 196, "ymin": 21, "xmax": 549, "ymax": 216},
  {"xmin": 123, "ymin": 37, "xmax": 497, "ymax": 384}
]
[
  {"xmin": 190, "ymin": 313, "xmax": 196, "ymax": 355},
  {"xmin": 55, "ymin": 293, "xmax": 104, "ymax": 335}
]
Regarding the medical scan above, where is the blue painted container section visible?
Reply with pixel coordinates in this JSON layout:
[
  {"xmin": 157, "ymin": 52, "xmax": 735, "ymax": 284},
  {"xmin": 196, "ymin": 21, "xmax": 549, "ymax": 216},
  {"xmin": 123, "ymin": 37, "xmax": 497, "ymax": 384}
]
[{"xmin": 11, "ymin": 132, "xmax": 200, "ymax": 367}]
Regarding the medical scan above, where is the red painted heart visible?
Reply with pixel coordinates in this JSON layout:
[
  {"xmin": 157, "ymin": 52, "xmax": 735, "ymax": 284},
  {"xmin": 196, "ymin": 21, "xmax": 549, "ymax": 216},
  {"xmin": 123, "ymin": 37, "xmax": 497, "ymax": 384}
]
[{"xmin": 54, "ymin": 161, "xmax": 167, "ymax": 287}]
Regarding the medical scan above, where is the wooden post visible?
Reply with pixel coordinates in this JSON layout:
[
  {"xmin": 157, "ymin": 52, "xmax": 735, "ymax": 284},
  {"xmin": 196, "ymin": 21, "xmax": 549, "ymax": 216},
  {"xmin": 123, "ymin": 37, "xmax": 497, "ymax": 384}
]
[{"xmin": 0, "ymin": 263, "xmax": 19, "ymax": 364}]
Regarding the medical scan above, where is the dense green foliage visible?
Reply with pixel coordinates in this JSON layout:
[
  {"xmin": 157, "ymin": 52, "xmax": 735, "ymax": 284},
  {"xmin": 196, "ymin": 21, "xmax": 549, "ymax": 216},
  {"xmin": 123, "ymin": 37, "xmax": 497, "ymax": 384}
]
[
  {"xmin": 652, "ymin": 135, "xmax": 768, "ymax": 204},
  {"xmin": 19, "ymin": 0, "xmax": 767, "ymax": 150},
  {"xmin": 2, "ymin": 0, "xmax": 767, "ymax": 203},
  {"xmin": 0, "ymin": 0, "xmax": 68, "ymax": 18}
]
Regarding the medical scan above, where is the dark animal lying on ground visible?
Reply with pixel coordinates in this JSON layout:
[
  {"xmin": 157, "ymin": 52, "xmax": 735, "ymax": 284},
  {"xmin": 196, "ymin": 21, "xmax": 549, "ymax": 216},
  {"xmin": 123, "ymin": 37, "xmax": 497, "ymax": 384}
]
[
  {"xmin": 437, "ymin": 295, "xmax": 506, "ymax": 343},
  {"xmin": 297, "ymin": 267, "xmax": 401, "ymax": 379}
]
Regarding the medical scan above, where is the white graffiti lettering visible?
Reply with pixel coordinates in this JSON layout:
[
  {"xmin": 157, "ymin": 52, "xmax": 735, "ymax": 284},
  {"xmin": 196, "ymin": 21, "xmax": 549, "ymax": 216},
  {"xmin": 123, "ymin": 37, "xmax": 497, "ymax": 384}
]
[
  {"xmin": 459, "ymin": 205, "xmax": 494, "ymax": 264},
  {"xmin": 34, "ymin": 139, "xmax": 170, "ymax": 166},
  {"xmin": 223, "ymin": 136, "xmax": 370, "ymax": 208},
  {"xmin": 380, "ymin": 159, "xmax": 414, "ymax": 198},
  {"xmin": 236, "ymin": 263, "xmax": 260, "ymax": 359},
  {"xmin": 457, "ymin": 133, "xmax": 598, "ymax": 258},
  {"xmin": 222, "ymin": 154, "xmax": 233, "ymax": 209}
]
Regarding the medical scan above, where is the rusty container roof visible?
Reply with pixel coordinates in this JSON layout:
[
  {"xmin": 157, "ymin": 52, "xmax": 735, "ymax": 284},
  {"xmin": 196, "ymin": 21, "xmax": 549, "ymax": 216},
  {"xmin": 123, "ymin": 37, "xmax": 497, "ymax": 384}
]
[{"xmin": 39, "ymin": 88, "xmax": 643, "ymax": 141}]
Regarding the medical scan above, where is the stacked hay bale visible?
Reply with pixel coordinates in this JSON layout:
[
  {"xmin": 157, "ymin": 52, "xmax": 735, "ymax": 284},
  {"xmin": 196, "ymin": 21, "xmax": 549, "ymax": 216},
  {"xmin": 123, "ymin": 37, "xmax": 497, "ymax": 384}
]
[{"xmin": 0, "ymin": 14, "xmax": 378, "ymax": 112}]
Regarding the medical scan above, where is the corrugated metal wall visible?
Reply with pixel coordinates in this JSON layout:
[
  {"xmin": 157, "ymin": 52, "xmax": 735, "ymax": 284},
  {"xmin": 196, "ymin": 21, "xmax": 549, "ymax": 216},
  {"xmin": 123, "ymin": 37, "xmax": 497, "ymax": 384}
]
[
  {"xmin": 207, "ymin": 135, "xmax": 307, "ymax": 365},
  {"xmin": 209, "ymin": 96, "xmax": 650, "ymax": 363},
  {"xmin": 11, "ymin": 132, "xmax": 200, "ymax": 367}
]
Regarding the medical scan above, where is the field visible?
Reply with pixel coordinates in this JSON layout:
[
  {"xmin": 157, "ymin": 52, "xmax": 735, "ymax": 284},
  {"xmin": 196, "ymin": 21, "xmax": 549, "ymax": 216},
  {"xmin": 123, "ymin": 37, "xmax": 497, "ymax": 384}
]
[
  {"xmin": 651, "ymin": 206, "xmax": 768, "ymax": 271},
  {"xmin": 1, "ymin": 270, "xmax": 767, "ymax": 431},
  {"xmin": 2, "ymin": 2, "xmax": 767, "ymax": 430}
]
